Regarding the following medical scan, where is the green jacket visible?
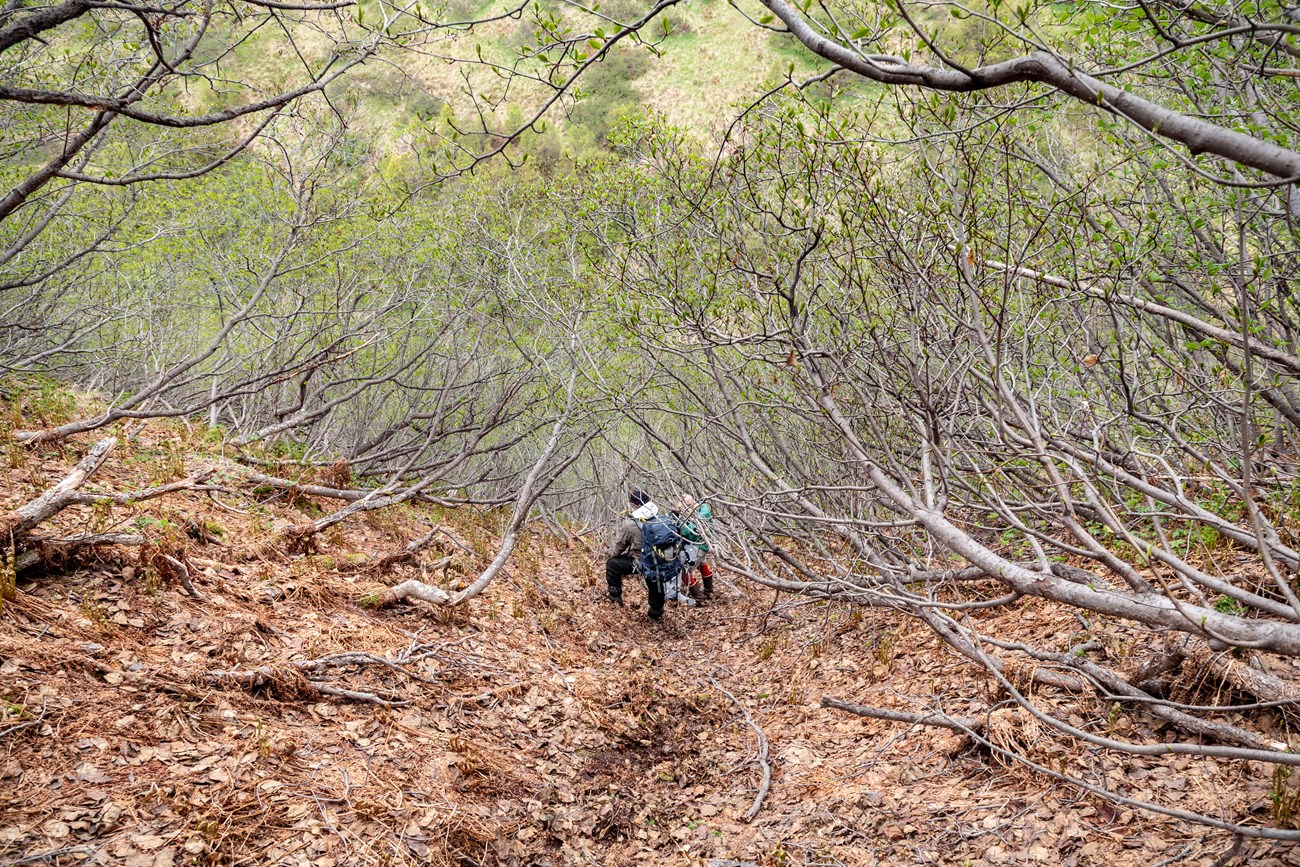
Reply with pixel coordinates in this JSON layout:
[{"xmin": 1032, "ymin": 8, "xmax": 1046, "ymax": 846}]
[{"xmin": 679, "ymin": 502, "xmax": 712, "ymax": 553}]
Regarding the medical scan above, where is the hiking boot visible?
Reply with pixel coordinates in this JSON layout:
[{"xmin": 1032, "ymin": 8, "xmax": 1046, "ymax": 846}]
[
  {"xmin": 648, "ymin": 610, "xmax": 663, "ymax": 622},
  {"xmin": 678, "ymin": 594, "xmax": 697, "ymax": 607},
  {"xmin": 607, "ymin": 590, "xmax": 624, "ymax": 606}
]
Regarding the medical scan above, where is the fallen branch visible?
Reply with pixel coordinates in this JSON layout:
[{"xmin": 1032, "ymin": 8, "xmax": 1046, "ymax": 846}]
[
  {"xmin": 4, "ymin": 436, "xmax": 116, "ymax": 538},
  {"xmin": 988, "ymin": 637, "xmax": 1288, "ymax": 752},
  {"xmin": 5, "ymin": 439, "xmax": 215, "ymax": 574},
  {"xmin": 209, "ymin": 646, "xmax": 447, "ymax": 706},
  {"xmin": 820, "ymin": 696, "xmax": 978, "ymax": 733},
  {"xmin": 65, "ymin": 470, "xmax": 215, "ymax": 507},
  {"xmin": 711, "ymin": 676, "xmax": 772, "ymax": 822},
  {"xmin": 1185, "ymin": 643, "xmax": 1300, "ymax": 704},
  {"xmin": 360, "ymin": 529, "xmax": 450, "ymax": 576},
  {"xmin": 15, "ymin": 533, "xmax": 144, "ymax": 572},
  {"xmin": 207, "ymin": 665, "xmax": 408, "ymax": 706},
  {"xmin": 161, "ymin": 553, "xmax": 206, "ymax": 601},
  {"xmin": 0, "ymin": 697, "xmax": 48, "ymax": 739},
  {"xmin": 822, "ymin": 696, "xmax": 1300, "ymax": 840}
]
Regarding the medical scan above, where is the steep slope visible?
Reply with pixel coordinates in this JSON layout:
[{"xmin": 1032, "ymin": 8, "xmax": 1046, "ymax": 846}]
[{"xmin": 1, "ymin": 422, "xmax": 1297, "ymax": 866}]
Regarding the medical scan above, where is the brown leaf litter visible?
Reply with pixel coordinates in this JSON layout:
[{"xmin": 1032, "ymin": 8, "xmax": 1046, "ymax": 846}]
[{"xmin": 2, "ymin": 427, "xmax": 1299, "ymax": 866}]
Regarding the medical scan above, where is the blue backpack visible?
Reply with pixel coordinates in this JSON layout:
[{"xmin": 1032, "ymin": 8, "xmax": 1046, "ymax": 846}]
[{"xmin": 638, "ymin": 513, "xmax": 684, "ymax": 582}]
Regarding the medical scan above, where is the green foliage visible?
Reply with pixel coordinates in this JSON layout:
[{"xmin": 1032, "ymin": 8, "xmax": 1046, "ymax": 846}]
[
  {"xmin": 7, "ymin": 378, "xmax": 78, "ymax": 429},
  {"xmin": 1271, "ymin": 765, "xmax": 1300, "ymax": 828},
  {"xmin": 1213, "ymin": 596, "xmax": 1245, "ymax": 616},
  {"xmin": 569, "ymin": 47, "xmax": 651, "ymax": 144}
]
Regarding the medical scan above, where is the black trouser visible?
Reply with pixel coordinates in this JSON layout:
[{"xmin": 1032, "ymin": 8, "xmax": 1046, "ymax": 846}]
[{"xmin": 606, "ymin": 556, "xmax": 665, "ymax": 619}]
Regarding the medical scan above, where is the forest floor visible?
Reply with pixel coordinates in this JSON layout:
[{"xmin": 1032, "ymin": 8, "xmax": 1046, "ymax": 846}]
[{"xmin": 2, "ymin": 422, "xmax": 1299, "ymax": 866}]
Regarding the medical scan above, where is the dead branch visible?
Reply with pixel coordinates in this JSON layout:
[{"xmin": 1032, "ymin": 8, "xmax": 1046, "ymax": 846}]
[
  {"xmin": 1184, "ymin": 643, "xmax": 1300, "ymax": 704},
  {"xmin": 360, "ymin": 529, "xmax": 450, "ymax": 576},
  {"xmin": 4, "ymin": 436, "xmax": 115, "ymax": 538},
  {"xmin": 208, "ymin": 645, "xmax": 447, "ymax": 706},
  {"xmin": 238, "ymin": 468, "xmax": 375, "ymax": 502},
  {"xmin": 1128, "ymin": 639, "xmax": 1190, "ymax": 696},
  {"xmin": 295, "ymin": 651, "xmax": 442, "ymax": 684},
  {"xmin": 5, "ymin": 440, "xmax": 214, "ymax": 574},
  {"xmin": 64, "ymin": 469, "xmax": 215, "ymax": 506},
  {"xmin": 822, "ymin": 696, "xmax": 1300, "ymax": 841},
  {"xmin": 0, "ymin": 697, "xmax": 48, "ymax": 739},
  {"xmin": 161, "ymin": 553, "xmax": 206, "ymax": 601},
  {"xmin": 986, "ymin": 637, "xmax": 1288, "ymax": 752},
  {"xmin": 820, "ymin": 696, "xmax": 979, "ymax": 733},
  {"xmin": 14, "ymin": 533, "xmax": 144, "ymax": 572},
  {"xmin": 710, "ymin": 676, "xmax": 772, "ymax": 822},
  {"xmin": 310, "ymin": 683, "xmax": 405, "ymax": 707}
]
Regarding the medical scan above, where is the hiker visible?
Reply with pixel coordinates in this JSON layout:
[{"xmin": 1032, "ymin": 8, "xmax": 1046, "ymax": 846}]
[
  {"xmin": 676, "ymin": 494, "xmax": 715, "ymax": 601},
  {"xmin": 604, "ymin": 489, "xmax": 684, "ymax": 621},
  {"xmin": 604, "ymin": 490, "xmax": 652, "ymax": 610}
]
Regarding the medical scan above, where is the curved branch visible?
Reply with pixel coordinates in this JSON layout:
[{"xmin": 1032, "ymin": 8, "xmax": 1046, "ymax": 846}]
[{"xmin": 760, "ymin": 0, "xmax": 1300, "ymax": 179}]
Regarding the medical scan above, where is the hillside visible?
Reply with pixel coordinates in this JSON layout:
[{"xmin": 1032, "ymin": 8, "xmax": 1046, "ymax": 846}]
[{"xmin": 2, "ymin": 391, "xmax": 1298, "ymax": 866}]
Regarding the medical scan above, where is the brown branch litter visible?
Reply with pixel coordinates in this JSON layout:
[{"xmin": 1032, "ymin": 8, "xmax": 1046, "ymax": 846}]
[
  {"xmin": 709, "ymin": 676, "xmax": 772, "ymax": 822},
  {"xmin": 209, "ymin": 646, "xmax": 449, "ymax": 707}
]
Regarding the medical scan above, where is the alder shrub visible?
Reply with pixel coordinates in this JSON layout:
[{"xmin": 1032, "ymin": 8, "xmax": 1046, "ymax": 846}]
[{"xmin": 3, "ymin": 0, "xmax": 1300, "ymax": 838}]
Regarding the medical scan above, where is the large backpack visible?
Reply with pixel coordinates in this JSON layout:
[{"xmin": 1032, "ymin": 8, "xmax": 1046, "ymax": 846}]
[{"xmin": 638, "ymin": 513, "xmax": 684, "ymax": 582}]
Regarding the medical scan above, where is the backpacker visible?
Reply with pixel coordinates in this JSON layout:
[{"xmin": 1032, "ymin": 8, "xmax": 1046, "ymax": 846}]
[
  {"xmin": 679, "ymin": 502, "xmax": 712, "ymax": 552},
  {"xmin": 638, "ymin": 512, "xmax": 684, "ymax": 583}
]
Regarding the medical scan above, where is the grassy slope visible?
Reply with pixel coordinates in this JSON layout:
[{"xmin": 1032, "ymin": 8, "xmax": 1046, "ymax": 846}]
[
  {"xmin": 639, "ymin": 3, "xmax": 821, "ymax": 134},
  {"xmin": 317, "ymin": 0, "xmax": 828, "ymax": 145}
]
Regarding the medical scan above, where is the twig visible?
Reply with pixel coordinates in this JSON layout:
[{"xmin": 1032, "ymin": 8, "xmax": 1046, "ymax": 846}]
[
  {"xmin": 709, "ymin": 676, "xmax": 772, "ymax": 822},
  {"xmin": 205, "ymin": 489, "xmax": 250, "ymax": 514},
  {"xmin": 311, "ymin": 683, "xmax": 406, "ymax": 707},
  {"xmin": 820, "ymin": 696, "xmax": 978, "ymax": 732},
  {"xmin": 8, "ymin": 845, "xmax": 97, "ymax": 865},
  {"xmin": 162, "ymin": 553, "xmax": 206, "ymax": 601},
  {"xmin": 1151, "ymin": 843, "xmax": 1194, "ymax": 867},
  {"xmin": 0, "ymin": 697, "xmax": 48, "ymax": 739},
  {"xmin": 208, "ymin": 645, "xmax": 444, "ymax": 706},
  {"xmin": 1210, "ymin": 834, "xmax": 1243, "ymax": 867}
]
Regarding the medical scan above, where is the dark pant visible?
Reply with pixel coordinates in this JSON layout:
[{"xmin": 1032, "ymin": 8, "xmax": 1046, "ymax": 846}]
[{"xmin": 606, "ymin": 556, "xmax": 665, "ymax": 619}]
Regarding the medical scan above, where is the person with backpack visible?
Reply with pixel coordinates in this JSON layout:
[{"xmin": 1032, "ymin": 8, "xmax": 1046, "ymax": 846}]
[
  {"xmin": 636, "ymin": 495, "xmax": 687, "ymax": 620},
  {"xmin": 675, "ymin": 494, "xmax": 715, "ymax": 601},
  {"xmin": 603, "ymin": 488, "xmax": 685, "ymax": 622}
]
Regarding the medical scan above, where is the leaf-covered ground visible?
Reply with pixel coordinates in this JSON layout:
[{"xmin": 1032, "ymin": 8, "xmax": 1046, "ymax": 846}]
[{"xmin": 2, "ymin": 429, "xmax": 1299, "ymax": 866}]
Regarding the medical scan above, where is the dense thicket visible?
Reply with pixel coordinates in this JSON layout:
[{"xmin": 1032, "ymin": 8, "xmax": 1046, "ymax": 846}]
[{"xmin": 5, "ymin": 0, "xmax": 1300, "ymax": 840}]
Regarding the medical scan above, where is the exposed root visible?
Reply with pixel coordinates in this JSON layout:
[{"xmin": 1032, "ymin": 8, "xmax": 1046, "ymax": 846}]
[
  {"xmin": 207, "ymin": 665, "xmax": 322, "ymax": 701},
  {"xmin": 207, "ymin": 646, "xmax": 447, "ymax": 706},
  {"xmin": 161, "ymin": 553, "xmax": 206, "ymax": 601}
]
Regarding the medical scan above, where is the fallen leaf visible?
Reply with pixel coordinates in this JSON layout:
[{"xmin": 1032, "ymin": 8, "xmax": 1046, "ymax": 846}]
[
  {"xmin": 75, "ymin": 762, "xmax": 110, "ymax": 783},
  {"xmin": 43, "ymin": 820, "xmax": 71, "ymax": 839}
]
